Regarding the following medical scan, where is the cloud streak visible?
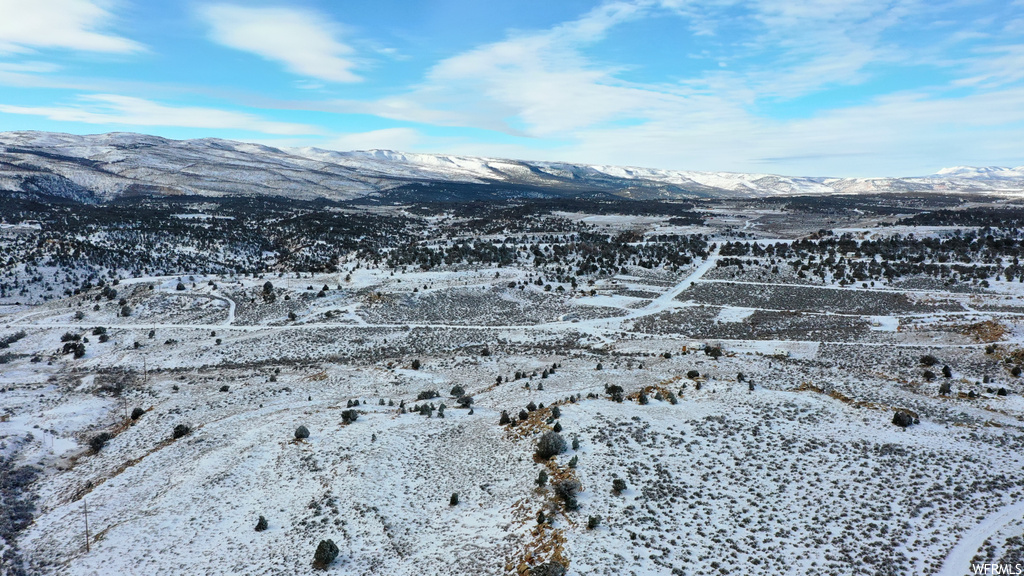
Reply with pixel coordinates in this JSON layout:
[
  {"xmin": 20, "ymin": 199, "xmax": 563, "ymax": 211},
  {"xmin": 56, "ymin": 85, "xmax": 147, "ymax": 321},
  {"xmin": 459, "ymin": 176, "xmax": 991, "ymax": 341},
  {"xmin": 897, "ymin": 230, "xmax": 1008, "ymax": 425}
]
[
  {"xmin": 0, "ymin": 94, "xmax": 322, "ymax": 135},
  {"xmin": 198, "ymin": 4, "xmax": 361, "ymax": 83},
  {"xmin": 0, "ymin": 0, "xmax": 142, "ymax": 54}
]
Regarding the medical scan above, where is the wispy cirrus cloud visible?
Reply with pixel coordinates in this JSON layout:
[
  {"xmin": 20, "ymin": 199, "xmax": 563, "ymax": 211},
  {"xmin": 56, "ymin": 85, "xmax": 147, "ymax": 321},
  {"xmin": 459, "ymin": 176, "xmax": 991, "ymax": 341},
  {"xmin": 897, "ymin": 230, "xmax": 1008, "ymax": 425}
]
[
  {"xmin": 198, "ymin": 4, "xmax": 361, "ymax": 83},
  {"xmin": 0, "ymin": 94, "xmax": 322, "ymax": 135},
  {"xmin": 341, "ymin": 1, "xmax": 666, "ymax": 134},
  {"xmin": 953, "ymin": 44, "xmax": 1024, "ymax": 88},
  {"xmin": 298, "ymin": 0, "xmax": 1021, "ymax": 175},
  {"xmin": 0, "ymin": 0, "xmax": 142, "ymax": 54}
]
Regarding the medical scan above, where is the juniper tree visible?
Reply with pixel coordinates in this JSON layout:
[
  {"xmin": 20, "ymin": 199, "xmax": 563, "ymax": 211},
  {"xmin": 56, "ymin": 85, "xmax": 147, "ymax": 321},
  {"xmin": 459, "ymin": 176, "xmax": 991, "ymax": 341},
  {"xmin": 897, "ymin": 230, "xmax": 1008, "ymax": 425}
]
[
  {"xmin": 89, "ymin": 432, "xmax": 112, "ymax": 453},
  {"xmin": 172, "ymin": 424, "xmax": 191, "ymax": 439},
  {"xmin": 536, "ymin": 431, "xmax": 567, "ymax": 459},
  {"xmin": 313, "ymin": 539, "xmax": 339, "ymax": 568},
  {"xmin": 529, "ymin": 562, "xmax": 566, "ymax": 576},
  {"xmin": 612, "ymin": 478, "xmax": 627, "ymax": 494},
  {"xmin": 554, "ymin": 479, "xmax": 581, "ymax": 510}
]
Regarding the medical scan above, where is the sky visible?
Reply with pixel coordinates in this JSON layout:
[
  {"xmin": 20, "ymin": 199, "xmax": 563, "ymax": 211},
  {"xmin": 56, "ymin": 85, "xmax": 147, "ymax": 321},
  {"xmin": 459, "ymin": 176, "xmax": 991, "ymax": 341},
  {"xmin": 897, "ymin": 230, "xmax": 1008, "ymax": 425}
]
[{"xmin": 1, "ymin": 0, "xmax": 1023, "ymax": 177}]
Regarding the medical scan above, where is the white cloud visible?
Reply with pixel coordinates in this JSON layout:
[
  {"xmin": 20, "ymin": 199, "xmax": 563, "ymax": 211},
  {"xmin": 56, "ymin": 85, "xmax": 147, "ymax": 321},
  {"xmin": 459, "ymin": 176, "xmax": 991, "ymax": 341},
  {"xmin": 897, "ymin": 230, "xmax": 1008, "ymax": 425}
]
[
  {"xmin": 0, "ymin": 0, "xmax": 142, "ymax": 54},
  {"xmin": 198, "ymin": 4, "xmax": 360, "ymax": 83},
  {"xmin": 327, "ymin": 0, "xmax": 1024, "ymax": 176},
  {"xmin": 354, "ymin": 1, "xmax": 664, "ymax": 135},
  {"xmin": 528, "ymin": 84, "xmax": 1024, "ymax": 176},
  {"xmin": 354, "ymin": 0, "xmax": 919, "ymax": 136},
  {"xmin": 953, "ymin": 44, "xmax": 1024, "ymax": 88},
  {"xmin": 0, "ymin": 94, "xmax": 322, "ymax": 135}
]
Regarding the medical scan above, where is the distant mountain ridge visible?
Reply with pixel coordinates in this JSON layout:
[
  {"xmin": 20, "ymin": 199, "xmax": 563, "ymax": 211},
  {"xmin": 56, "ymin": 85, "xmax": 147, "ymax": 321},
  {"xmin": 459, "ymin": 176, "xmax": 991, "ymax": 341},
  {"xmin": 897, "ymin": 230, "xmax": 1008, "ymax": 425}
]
[
  {"xmin": 933, "ymin": 165, "xmax": 1024, "ymax": 179},
  {"xmin": 1, "ymin": 131, "xmax": 1022, "ymax": 203}
]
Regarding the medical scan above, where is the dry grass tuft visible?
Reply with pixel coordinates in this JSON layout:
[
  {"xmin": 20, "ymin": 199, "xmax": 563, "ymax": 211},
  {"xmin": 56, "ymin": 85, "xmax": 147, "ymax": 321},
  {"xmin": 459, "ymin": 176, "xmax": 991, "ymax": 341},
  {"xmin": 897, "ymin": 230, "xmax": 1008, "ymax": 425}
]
[{"xmin": 958, "ymin": 320, "xmax": 1006, "ymax": 342}]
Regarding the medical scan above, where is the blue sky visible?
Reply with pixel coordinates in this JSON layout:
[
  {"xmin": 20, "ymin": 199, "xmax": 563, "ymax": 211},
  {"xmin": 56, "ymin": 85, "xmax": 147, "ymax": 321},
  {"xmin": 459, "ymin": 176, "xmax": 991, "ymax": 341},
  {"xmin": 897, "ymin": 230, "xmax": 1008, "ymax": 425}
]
[{"xmin": 1, "ymin": 0, "xmax": 1023, "ymax": 176}]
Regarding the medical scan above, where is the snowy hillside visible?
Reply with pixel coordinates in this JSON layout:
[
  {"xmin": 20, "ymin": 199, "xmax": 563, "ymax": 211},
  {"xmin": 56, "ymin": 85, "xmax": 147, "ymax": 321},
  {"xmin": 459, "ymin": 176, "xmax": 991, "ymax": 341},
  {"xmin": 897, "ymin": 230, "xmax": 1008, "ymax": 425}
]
[
  {"xmin": 2, "ymin": 131, "xmax": 1024, "ymax": 203},
  {"xmin": 933, "ymin": 166, "xmax": 1024, "ymax": 180}
]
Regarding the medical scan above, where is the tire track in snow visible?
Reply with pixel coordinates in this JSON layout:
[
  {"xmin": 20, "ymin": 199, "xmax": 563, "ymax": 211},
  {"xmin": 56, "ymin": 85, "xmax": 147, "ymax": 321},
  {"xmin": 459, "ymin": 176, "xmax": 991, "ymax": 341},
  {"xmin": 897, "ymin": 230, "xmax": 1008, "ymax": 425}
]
[{"xmin": 935, "ymin": 501, "xmax": 1024, "ymax": 576}]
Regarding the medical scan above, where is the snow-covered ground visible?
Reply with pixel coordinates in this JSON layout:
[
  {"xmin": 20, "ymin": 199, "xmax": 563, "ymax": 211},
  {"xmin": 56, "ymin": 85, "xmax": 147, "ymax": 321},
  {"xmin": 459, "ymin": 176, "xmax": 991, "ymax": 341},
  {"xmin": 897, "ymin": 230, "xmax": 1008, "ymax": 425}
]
[{"xmin": 3, "ymin": 204, "xmax": 1024, "ymax": 576}]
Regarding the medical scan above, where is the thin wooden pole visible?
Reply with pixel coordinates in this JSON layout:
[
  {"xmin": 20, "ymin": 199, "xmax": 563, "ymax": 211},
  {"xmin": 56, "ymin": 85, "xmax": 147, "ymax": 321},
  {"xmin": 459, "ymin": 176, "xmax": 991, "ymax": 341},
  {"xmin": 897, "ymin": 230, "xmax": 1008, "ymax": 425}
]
[{"xmin": 83, "ymin": 499, "xmax": 90, "ymax": 553}]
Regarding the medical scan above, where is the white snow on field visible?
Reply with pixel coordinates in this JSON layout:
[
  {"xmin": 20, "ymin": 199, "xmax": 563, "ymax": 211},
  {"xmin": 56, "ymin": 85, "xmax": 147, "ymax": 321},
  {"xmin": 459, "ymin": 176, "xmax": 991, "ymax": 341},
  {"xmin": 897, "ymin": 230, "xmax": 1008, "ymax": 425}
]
[
  {"xmin": 715, "ymin": 306, "xmax": 755, "ymax": 323},
  {"xmin": 3, "ymin": 213, "xmax": 1024, "ymax": 575},
  {"xmin": 573, "ymin": 294, "xmax": 641, "ymax": 309},
  {"xmin": 869, "ymin": 316, "xmax": 900, "ymax": 331}
]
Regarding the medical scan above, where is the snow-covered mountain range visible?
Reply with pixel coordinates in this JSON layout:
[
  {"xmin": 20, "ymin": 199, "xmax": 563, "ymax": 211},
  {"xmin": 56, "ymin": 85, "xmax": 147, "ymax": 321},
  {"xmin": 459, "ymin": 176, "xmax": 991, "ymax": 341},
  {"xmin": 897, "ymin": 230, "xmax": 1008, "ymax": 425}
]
[{"xmin": 1, "ymin": 131, "xmax": 1022, "ymax": 203}]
